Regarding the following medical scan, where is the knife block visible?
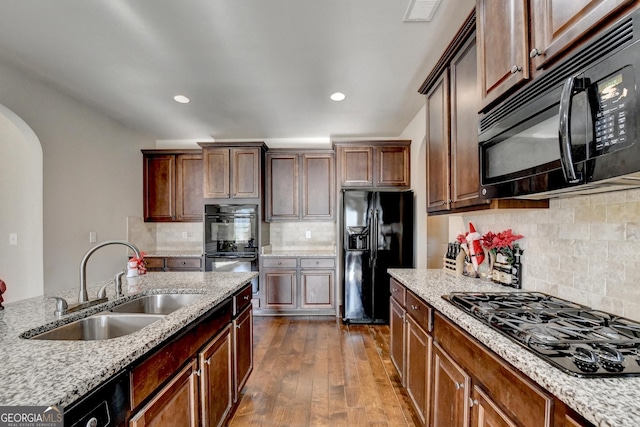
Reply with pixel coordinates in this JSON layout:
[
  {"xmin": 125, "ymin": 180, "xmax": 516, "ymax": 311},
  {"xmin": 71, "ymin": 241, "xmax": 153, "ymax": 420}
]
[{"xmin": 443, "ymin": 250, "xmax": 465, "ymax": 275}]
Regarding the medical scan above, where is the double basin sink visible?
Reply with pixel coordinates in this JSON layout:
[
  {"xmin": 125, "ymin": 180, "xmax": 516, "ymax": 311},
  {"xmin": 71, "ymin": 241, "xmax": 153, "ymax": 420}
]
[{"xmin": 29, "ymin": 293, "xmax": 203, "ymax": 341}]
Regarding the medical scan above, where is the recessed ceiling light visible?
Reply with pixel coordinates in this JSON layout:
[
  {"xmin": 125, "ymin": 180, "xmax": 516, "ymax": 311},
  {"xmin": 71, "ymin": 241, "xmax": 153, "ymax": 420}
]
[
  {"xmin": 330, "ymin": 92, "xmax": 346, "ymax": 102},
  {"xmin": 174, "ymin": 95, "xmax": 190, "ymax": 104}
]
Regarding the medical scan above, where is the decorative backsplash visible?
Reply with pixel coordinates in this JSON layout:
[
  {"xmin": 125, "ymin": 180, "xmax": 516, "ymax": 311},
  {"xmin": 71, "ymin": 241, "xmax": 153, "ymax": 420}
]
[
  {"xmin": 127, "ymin": 217, "xmax": 203, "ymax": 253},
  {"xmin": 452, "ymin": 189, "xmax": 640, "ymax": 321},
  {"xmin": 268, "ymin": 221, "xmax": 336, "ymax": 252}
]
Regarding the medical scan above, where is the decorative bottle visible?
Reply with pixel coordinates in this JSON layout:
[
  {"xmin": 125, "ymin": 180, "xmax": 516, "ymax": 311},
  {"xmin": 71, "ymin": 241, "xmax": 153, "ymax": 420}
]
[{"xmin": 512, "ymin": 247, "xmax": 522, "ymax": 289}]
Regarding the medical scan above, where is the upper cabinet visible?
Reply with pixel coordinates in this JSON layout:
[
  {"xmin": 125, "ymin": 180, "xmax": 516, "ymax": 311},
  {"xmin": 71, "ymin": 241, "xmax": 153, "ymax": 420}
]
[
  {"xmin": 143, "ymin": 150, "xmax": 203, "ymax": 222},
  {"xmin": 198, "ymin": 142, "xmax": 266, "ymax": 201},
  {"xmin": 265, "ymin": 150, "xmax": 335, "ymax": 221},
  {"xmin": 334, "ymin": 141, "xmax": 410, "ymax": 189},
  {"xmin": 478, "ymin": 0, "xmax": 635, "ymax": 110}
]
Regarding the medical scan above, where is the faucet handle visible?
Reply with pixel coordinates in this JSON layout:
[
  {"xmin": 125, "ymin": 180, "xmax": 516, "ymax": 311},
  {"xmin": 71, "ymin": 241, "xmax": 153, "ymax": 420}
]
[
  {"xmin": 48, "ymin": 297, "xmax": 68, "ymax": 317},
  {"xmin": 114, "ymin": 270, "xmax": 126, "ymax": 299}
]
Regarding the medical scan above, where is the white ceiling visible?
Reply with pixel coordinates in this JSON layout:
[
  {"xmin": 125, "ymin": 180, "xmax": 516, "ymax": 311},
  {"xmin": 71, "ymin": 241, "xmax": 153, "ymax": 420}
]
[{"xmin": 0, "ymin": 0, "xmax": 474, "ymax": 142}]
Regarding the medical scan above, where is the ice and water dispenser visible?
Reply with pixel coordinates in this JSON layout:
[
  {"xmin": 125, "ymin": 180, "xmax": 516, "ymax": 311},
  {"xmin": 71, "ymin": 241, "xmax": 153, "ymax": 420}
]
[{"xmin": 347, "ymin": 226, "xmax": 369, "ymax": 250}]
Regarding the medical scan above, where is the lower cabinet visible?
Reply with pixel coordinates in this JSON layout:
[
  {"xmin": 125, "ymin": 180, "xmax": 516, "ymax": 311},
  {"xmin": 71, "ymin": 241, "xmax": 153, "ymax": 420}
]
[
  {"xmin": 389, "ymin": 279, "xmax": 596, "ymax": 427},
  {"xmin": 143, "ymin": 256, "xmax": 203, "ymax": 272},
  {"xmin": 129, "ymin": 285, "xmax": 254, "ymax": 427},
  {"xmin": 130, "ymin": 360, "xmax": 199, "ymax": 427},
  {"xmin": 258, "ymin": 256, "xmax": 335, "ymax": 315}
]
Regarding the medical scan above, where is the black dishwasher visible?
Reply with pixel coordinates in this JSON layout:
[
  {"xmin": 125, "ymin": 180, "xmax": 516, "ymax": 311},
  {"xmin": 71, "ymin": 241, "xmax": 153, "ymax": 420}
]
[{"xmin": 64, "ymin": 370, "xmax": 129, "ymax": 427}]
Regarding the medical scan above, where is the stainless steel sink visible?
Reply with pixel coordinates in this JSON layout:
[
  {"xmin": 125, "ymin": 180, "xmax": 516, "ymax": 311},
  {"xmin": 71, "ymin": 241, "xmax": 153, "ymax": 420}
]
[
  {"xmin": 30, "ymin": 313, "xmax": 165, "ymax": 341},
  {"xmin": 110, "ymin": 293, "xmax": 202, "ymax": 315}
]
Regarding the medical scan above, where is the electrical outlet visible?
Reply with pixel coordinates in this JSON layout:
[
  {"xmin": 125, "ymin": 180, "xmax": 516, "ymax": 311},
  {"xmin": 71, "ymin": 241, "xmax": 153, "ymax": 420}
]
[
  {"xmin": 89, "ymin": 231, "xmax": 97, "ymax": 243},
  {"xmin": 9, "ymin": 233, "xmax": 17, "ymax": 246},
  {"xmin": 182, "ymin": 232, "xmax": 188, "ymax": 239},
  {"xmin": 305, "ymin": 230, "xmax": 311, "ymax": 239}
]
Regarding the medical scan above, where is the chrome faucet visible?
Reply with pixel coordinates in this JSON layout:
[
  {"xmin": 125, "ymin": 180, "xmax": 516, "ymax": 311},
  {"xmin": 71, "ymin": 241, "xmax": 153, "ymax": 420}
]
[{"xmin": 79, "ymin": 240, "xmax": 141, "ymax": 303}]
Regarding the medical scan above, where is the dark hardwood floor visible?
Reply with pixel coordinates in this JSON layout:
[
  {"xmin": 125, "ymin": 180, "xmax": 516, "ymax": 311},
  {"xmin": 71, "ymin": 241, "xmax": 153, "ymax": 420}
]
[{"xmin": 228, "ymin": 316, "xmax": 420, "ymax": 427}]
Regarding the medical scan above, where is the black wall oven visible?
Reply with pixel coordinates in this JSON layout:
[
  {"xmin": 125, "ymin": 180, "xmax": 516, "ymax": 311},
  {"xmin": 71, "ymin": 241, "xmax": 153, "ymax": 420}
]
[
  {"xmin": 479, "ymin": 9, "xmax": 640, "ymax": 200},
  {"xmin": 204, "ymin": 204, "xmax": 259, "ymax": 293}
]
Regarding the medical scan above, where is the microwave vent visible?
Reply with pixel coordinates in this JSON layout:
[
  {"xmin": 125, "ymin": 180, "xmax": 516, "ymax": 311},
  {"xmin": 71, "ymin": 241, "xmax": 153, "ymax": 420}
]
[{"xmin": 480, "ymin": 12, "xmax": 636, "ymax": 134}]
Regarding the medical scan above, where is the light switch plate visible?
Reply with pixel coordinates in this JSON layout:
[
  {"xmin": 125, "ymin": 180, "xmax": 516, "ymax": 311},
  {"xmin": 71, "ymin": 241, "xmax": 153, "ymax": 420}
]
[
  {"xmin": 9, "ymin": 233, "xmax": 17, "ymax": 246},
  {"xmin": 89, "ymin": 231, "xmax": 97, "ymax": 243}
]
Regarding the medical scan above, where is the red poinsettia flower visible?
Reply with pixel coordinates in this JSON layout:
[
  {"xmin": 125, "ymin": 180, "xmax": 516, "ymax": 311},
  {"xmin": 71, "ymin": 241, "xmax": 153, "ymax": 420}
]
[{"xmin": 481, "ymin": 229, "xmax": 523, "ymax": 251}]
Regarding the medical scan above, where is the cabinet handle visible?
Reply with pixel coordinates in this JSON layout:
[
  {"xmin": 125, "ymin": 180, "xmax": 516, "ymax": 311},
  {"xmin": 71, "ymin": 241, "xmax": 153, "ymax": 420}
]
[
  {"xmin": 392, "ymin": 288, "xmax": 398, "ymax": 292},
  {"xmin": 455, "ymin": 382, "xmax": 464, "ymax": 390},
  {"xmin": 194, "ymin": 369, "xmax": 201, "ymax": 377},
  {"xmin": 236, "ymin": 324, "xmax": 241, "ymax": 329},
  {"xmin": 411, "ymin": 304, "xmax": 419, "ymax": 311},
  {"xmin": 469, "ymin": 397, "xmax": 478, "ymax": 407},
  {"xmin": 243, "ymin": 295, "xmax": 250, "ymax": 300},
  {"xmin": 277, "ymin": 261, "xmax": 282, "ymax": 265},
  {"xmin": 510, "ymin": 64, "xmax": 522, "ymax": 74},
  {"xmin": 204, "ymin": 358, "xmax": 211, "ymax": 365},
  {"xmin": 529, "ymin": 48, "xmax": 540, "ymax": 58}
]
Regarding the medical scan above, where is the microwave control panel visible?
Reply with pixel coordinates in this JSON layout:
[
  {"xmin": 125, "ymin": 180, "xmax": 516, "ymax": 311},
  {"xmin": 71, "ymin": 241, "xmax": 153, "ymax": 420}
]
[{"xmin": 593, "ymin": 67, "xmax": 635, "ymax": 156}]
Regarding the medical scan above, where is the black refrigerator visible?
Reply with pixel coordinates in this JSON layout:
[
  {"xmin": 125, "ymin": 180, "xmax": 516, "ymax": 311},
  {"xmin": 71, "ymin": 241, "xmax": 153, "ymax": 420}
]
[{"xmin": 342, "ymin": 190, "xmax": 414, "ymax": 324}]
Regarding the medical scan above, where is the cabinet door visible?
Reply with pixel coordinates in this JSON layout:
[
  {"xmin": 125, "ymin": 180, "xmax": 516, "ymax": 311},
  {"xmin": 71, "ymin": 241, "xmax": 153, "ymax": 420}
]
[
  {"xmin": 264, "ymin": 270, "xmax": 297, "ymax": 308},
  {"xmin": 300, "ymin": 269, "xmax": 334, "ymax": 309},
  {"xmin": 144, "ymin": 154, "xmax": 176, "ymax": 221},
  {"xmin": 376, "ymin": 146, "xmax": 410, "ymax": 187},
  {"xmin": 266, "ymin": 153, "xmax": 299, "ymax": 220},
  {"xmin": 471, "ymin": 385, "xmax": 518, "ymax": 427},
  {"xmin": 338, "ymin": 146, "xmax": 373, "ymax": 187},
  {"xmin": 234, "ymin": 305, "xmax": 254, "ymax": 402},
  {"xmin": 130, "ymin": 359, "xmax": 199, "ymax": 427},
  {"xmin": 203, "ymin": 148, "xmax": 230, "ymax": 199},
  {"xmin": 426, "ymin": 72, "xmax": 451, "ymax": 213},
  {"xmin": 431, "ymin": 343, "xmax": 471, "ymax": 427},
  {"xmin": 530, "ymin": 0, "xmax": 634, "ymax": 70},
  {"xmin": 231, "ymin": 148, "xmax": 260, "ymax": 198},
  {"xmin": 389, "ymin": 297, "xmax": 406, "ymax": 385},
  {"xmin": 302, "ymin": 153, "xmax": 335, "ymax": 219},
  {"xmin": 176, "ymin": 154, "xmax": 204, "ymax": 221},
  {"xmin": 200, "ymin": 325, "xmax": 233, "ymax": 427},
  {"xmin": 406, "ymin": 314, "xmax": 432, "ymax": 426},
  {"xmin": 450, "ymin": 34, "xmax": 483, "ymax": 210},
  {"xmin": 477, "ymin": 0, "xmax": 529, "ymax": 108}
]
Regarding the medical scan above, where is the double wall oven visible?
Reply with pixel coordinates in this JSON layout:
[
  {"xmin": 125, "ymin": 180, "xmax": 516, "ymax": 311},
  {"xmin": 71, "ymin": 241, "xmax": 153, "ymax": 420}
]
[{"xmin": 204, "ymin": 204, "xmax": 259, "ymax": 293}]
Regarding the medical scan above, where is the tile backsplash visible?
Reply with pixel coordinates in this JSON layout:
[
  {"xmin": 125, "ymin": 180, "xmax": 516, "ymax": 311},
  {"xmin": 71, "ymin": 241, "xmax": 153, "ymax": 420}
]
[
  {"xmin": 268, "ymin": 221, "xmax": 336, "ymax": 251},
  {"xmin": 441, "ymin": 189, "xmax": 640, "ymax": 321},
  {"xmin": 127, "ymin": 217, "xmax": 203, "ymax": 253}
]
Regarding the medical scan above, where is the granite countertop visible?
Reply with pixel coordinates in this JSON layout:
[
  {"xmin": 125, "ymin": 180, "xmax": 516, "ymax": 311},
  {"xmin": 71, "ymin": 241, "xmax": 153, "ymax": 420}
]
[
  {"xmin": 143, "ymin": 251, "xmax": 203, "ymax": 257},
  {"xmin": 388, "ymin": 269, "xmax": 640, "ymax": 427},
  {"xmin": 260, "ymin": 250, "xmax": 336, "ymax": 257},
  {"xmin": 0, "ymin": 271, "xmax": 257, "ymax": 408}
]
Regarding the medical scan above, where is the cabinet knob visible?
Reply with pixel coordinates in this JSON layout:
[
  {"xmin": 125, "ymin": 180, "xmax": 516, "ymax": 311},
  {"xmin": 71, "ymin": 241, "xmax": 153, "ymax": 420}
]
[
  {"xmin": 469, "ymin": 397, "xmax": 478, "ymax": 407},
  {"xmin": 277, "ymin": 261, "xmax": 282, "ymax": 265},
  {"xmin": 455, "ymin": 382, "xmax": 464, "ymax": 390},
  {"xmin": 236, "ymin": 324, "xmax": 241, "ymax": 329},
  {"xmin": 529, "ymin": 48, "xmax": 542, "ymax": 58},
  {"xmin": 194, "ymin": 369, "xmax": 201, "ymax": 377},
  {"xmin": 243, "ymin": 295, "xmax": 250, "ymax": 300},
  {"xmin": 411, "ymin": 304, "xmax": 419, "ymax": 311},
  {"xmin": 392, "ymin": 288, "xmax": 398, "ymax": 292},
  {"xmin": 510, "ymin": 64, "xmax": 522, "ymax": 74}
]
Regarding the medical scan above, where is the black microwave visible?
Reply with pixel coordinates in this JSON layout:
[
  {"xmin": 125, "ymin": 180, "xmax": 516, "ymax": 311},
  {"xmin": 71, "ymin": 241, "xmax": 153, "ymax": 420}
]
[{"xmin": 479, "ymin": 8, "xmax": 640, "ymax": 200}]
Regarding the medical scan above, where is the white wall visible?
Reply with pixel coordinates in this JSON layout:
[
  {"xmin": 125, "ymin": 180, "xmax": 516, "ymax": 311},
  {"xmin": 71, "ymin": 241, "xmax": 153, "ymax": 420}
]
[
  {"xmin": 401, "ymin": 104, "xmax": 427, "ymax": 268},
  {"xmin": 0, "ymin": 61, "xmax": 154, "ymax": 297},
  {"xmin": 0, "ymin": 105, "xmax": 43, "ymax": 302}
]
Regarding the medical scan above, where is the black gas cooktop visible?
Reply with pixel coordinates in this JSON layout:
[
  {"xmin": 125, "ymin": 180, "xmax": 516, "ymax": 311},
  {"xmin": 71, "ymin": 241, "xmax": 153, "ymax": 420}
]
[{"xmin": 443, "ymin": 292, "xmax": 640, "ymax": 378}]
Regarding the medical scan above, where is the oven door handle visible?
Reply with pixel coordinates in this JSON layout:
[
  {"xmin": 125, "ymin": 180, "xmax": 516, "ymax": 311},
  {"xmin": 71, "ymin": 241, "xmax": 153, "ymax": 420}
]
[{"xmin": 558, "ymin": 76, "xmax": 583, "ymax": 184}]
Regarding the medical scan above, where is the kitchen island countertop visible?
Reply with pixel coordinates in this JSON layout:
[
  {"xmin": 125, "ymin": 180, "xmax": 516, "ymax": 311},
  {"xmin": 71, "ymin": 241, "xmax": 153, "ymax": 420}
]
[
  {"xmin": 260, "ymin": 250, "xmax": 336, "ymax": 257},
  {"xmin": 0, "ymin": 271, "xmax": 257, "ymax": 408},
  {"xmin": 388, "ymin": 268, "xmax": 640, "ymax": 427}
]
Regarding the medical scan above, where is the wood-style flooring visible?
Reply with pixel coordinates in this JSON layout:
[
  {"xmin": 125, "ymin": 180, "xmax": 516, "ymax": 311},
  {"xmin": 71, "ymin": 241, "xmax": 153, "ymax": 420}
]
[{"xmin": 228, "ymin": 316, "xmax": 420, "ymax": 427}]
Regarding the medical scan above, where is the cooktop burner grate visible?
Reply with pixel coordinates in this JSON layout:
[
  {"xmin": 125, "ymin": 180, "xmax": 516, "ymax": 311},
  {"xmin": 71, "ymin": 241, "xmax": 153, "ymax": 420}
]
[{"xmin": 443, "ymin": 292, "xmax": 640, "ymax": 377}]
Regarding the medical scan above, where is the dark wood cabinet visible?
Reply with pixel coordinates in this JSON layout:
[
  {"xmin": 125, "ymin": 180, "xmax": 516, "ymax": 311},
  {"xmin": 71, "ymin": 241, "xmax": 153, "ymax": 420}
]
[
  {"xmin": 199, "ymin": 142, "xmax": 266, "ymax": 201},
  {"xmin": 477, "ymin": 0, "xmax": 529, "ymax": 109},
  {"xmin": 130, "ymin": 359, "xmax": 199, "ymax": 427},
  {"xmin": 259, "ymin": 257, "xmax": 336, "ymax": 315},
  {"xmin": 143, "ymin": 256, "xmax": 203, "ymax": 272},
  {"xmin": 233, "ymin": 304, "xmax": 253, "ymax": 402},
  {"xmin": 334, "ymin": 141, "xmax": 410, "ymax": 189},
  {"xmin": 477, "ymin": 0, "xmax": 635, "ymax": 110},
  {"xmin": 199, "ymin": 325, "xmax": 233, "ymax": 427},
  {"xmin": 265, "ymin": 150, "xmax": 334, "ymax": 221},
  {"xmin": 471, "ymin": 385, "xmax": 519, "ymax": 427},
  {"xmin": 389, "ymin": 295, "xmax": 406, "ymax": 385},
  {"xmin": 431, "ymin": 342, "xmax": 471, "ymax": 427},
  {"xmin": 143, "ymin": 150, "xmax": 203, "ymax": 222},
  {"xmin": 406, "ymin": 314, "xmax": 432, "ymax": 425},
  {"xmin": 426, "ymin": 72, "xmax": 450, "ymax": 212}
]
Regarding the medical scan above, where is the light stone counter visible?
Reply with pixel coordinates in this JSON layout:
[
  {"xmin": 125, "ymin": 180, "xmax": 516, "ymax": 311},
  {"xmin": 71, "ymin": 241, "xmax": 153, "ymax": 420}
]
[
  {"xmin": 0, "ymin": 271, "xmax": 257, "ymax": 408},
  {"xmin": 388, "ymin": 268, "xmax": 640, "ymax": 427},
  {"xmin": 260, "ymin": 250, "xmax": 336, "ymax": 257}
]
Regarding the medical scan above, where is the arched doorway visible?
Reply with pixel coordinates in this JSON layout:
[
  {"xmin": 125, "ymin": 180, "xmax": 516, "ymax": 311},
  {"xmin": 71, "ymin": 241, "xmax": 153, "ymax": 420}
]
[{"xmin": 0, "ymin": 104, "xmax": 44, "ymax": 302}]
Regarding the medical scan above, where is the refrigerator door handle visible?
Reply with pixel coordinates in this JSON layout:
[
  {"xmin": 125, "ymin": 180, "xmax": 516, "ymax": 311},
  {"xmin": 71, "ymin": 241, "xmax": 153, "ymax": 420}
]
[
  {"xmin": 372, "ymin": 209, "xmax": 379, "ymax": 267},
  {"xmin": 367, "ymin": 208, "xmax": 374, "ymax": 267}
]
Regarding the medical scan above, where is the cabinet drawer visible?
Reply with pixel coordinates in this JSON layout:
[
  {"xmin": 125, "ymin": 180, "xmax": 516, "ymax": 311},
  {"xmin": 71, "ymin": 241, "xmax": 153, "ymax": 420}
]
[
  {"xmin": 389, "ymin": 278, "xmax": 406, "ymax": 307},
  {"xmin": 144, "ymin": 257, "xmax": 166, "ymax": 270},
  {"xmin": 406, "ymin": 291, "xmax": 431, "ymax": 332},
  {"xmin": 299, "ymin": 258, "xmax": 335, "ymax": 268},
  {"xmin": 262, "ymin": 258, "xmax": 297, "ymax": 268},
  {"xmin": 233, "ymin": 284, "xmax": 252, "ymax": 315},
  {"xmin": 167, "ymin": 257, "xmax": 202, "ymax": 269}
]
